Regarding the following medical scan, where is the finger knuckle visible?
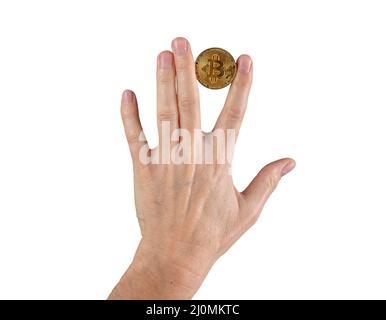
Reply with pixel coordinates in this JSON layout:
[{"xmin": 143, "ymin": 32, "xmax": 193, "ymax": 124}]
[
  {"xmin": 227, "ymin": 105, "xmax": 243, "ymax": 121},
  {"xmin": 158, "ymin": 71, "xmax": 174, "ymax": 85},
  {"xmin": 121, "ymin": 107, "xmax": 136, "ymax": 120},
  {"xmin": 121, "ymin": 109, "xmax": 131, "ymax": 119},
  {"xmin": 178, "ymin": 95, "xmax": 197, "ymax": 111},
  {"xmin": 175, "ymin": 58, "xmax": 190, "ymax": 72},
  {"xmin": 157, "ymin": 110, "xmax": 178, "ymax": 122},
  {"xmin": 262, "ymin": 172, "xmax": 279, "ymax": 192},
  {"xmin": 126, "ymin": 133, "xmax": 140, "ymax": 144}
]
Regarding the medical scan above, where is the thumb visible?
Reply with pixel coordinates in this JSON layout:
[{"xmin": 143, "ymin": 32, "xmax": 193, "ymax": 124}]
[{"xmin": 242, "ymin": 158, "xmax": 296, "ymax": 217}]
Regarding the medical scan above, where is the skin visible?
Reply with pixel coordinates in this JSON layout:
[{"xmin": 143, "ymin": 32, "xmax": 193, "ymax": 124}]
[{"xmin": 108, "ymin": 37, "xmax": 295, "ymax": 299}]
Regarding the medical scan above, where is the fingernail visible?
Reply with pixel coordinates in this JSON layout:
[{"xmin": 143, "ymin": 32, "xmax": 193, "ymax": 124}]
[
  {"xmin": 123, "ymin": 90, "xmax": 134, "ymax": 103},
  {"xmin": 159, "ymin": 51, "xmax": 173, "ymax": 69},
  {"xmin": 172, "ymin": 37, "xmax": 188, "ymax": 56},
  {"xmin": 237, "ymin": 55, "xmax": 252, "ymax": 74},
  {"xmin": 281, "ymin": 159, "xmax": 296, "ymax": 176}
]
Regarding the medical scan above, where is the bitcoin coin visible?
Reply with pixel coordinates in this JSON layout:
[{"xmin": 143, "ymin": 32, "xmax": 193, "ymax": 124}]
[{"xmin": 195, "ymin": 47, "xmax": 237, "ymax": 89}]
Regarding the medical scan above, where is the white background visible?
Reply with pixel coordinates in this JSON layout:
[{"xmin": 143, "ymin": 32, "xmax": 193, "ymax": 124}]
[{"xmin": 0, "ymin": 0, "xmax": 385, "ymax": 299}]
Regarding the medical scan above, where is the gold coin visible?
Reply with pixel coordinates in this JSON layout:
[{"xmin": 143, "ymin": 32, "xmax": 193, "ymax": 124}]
[{"xmin": 195, "ymin": 47, "xmax": 237, "ymax": 90}]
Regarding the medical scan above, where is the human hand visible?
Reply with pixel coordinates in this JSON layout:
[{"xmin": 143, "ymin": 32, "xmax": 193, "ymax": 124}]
[{"xmin": 108, "ymin": 37, "xmax": 295, "ymax": 299}]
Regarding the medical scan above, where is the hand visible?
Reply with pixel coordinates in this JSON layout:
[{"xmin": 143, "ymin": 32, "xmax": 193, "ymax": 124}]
[{"xmin": 108, "ymin": 37, "xmax": 295, "ymax": 299}]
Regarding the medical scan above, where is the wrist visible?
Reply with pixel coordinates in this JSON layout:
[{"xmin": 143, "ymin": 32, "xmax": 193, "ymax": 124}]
[{"xmin": 109, "ymin": 239, "xmax": 216, "ymax": 299}]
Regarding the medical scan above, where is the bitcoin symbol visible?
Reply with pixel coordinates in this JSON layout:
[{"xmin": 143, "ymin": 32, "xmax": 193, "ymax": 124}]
[
  {"xmin": 202, "ymin": 54, "xmax": 224, "ymax": 84},
  {"xmin": 195, "ymin": 47, "xmax": 236, "ymax": 89}
]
